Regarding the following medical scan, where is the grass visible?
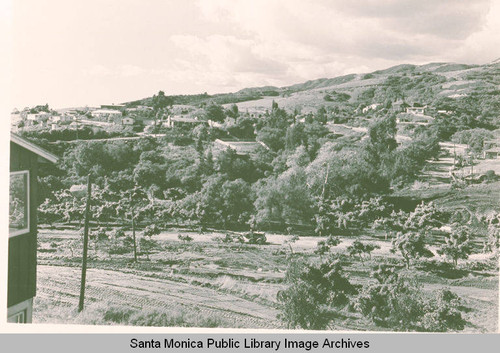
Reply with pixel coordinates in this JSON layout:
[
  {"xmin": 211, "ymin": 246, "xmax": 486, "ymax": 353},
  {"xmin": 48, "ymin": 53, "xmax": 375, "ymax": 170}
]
[{"xmin": 34, "ymin": 218, "xmax": 498, "ymax": 331}]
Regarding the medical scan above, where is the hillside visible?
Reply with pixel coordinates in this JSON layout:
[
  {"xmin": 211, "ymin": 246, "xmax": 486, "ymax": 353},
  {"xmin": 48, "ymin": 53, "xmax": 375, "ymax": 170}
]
[{"xmin": 125, "ymin": 60, "xmax": 500, "ymax": 116}]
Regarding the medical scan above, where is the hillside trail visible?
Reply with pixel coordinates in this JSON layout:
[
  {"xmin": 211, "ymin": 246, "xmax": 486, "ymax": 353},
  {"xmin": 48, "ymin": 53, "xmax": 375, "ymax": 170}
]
[{"xmin": 36, "ymin": 264, "xmax": 283, "ymax": 328}]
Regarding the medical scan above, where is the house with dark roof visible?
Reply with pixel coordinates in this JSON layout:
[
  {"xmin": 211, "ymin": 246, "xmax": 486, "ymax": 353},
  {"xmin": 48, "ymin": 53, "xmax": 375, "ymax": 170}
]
[{"xmin": 8, "ymin": 133, "xmax": 58, "ymax": 323}]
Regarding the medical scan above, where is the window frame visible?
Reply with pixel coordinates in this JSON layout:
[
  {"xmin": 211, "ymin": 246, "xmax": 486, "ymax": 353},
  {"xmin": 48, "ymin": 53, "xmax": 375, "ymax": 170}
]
[{"xmin": 9, "ymin": 170, "xmax": 30, "ymax": 237}]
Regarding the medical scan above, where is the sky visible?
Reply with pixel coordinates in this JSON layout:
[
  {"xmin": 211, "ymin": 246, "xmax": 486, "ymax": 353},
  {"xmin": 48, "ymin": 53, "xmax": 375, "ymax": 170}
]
[{"xmin": 5, "ymin": 0, "xmax": 500, "ymax": 109}]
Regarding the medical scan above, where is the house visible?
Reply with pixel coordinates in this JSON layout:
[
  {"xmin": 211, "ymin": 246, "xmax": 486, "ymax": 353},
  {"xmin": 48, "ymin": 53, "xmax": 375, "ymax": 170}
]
[
  {"xmin": 406, "ymin": 104, "xmax": 427, "ymax": 115},
  {"xmin": 26, "ymin": 112, "xmax": 51, "ymax": 126},
  {"xmin": 484, "ymin": 147, "xmax": 500, "ymax": 159},
  {"xmin": 121, "ymin": 117, "xmax": 135, "ymax": 126},
  {"xmin": 483, "ymin": 140, "xmax": 500, "ymax": 159},
  {"xmin": 9, "ymin": 133, "xmax": 58, "ymax": 323},
  {"xmin": 164, "ymin": 116, "xmax": 207, "ymax": 128},
  {"xmin": 50, "ymin": 114, "xmax": 73, "ymax": 124},
  {"xmin": 91, "ymin": 109, "xmax": 123, "ymax": 121},
  {"xmin": 126, "ymin": 105, "xmax": 153, "ymax": 113},
  {"xmin": 213, "ymin": 139, "xmax": 269, "ymax": 157}
]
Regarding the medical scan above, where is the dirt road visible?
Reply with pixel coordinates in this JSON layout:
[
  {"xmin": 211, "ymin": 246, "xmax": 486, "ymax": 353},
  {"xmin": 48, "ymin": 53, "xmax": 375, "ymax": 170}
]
[{"xmin": 36, "ymin": 264, "xmax": 282, "ymax": 328}]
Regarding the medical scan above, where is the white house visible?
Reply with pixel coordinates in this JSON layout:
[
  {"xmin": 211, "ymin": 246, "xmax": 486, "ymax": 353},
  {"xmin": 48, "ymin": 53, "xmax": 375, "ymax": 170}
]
[
  {"xmin": 164, "ymin": 115, "xmax": 207, "ymax": 128},
  {"xmin": 406, "ymin": 106, "xmax": 426, "ymax": 115},
  {"xmin": 91, "ymin": 109, "xmax": 123, "ymax": 120}
]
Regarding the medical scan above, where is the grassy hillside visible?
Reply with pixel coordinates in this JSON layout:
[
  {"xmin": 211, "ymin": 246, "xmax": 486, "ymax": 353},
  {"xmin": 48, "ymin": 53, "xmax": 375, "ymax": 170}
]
[{"xmin": 124, "ymin": 61, "xmax": 500, "ymax": 116}]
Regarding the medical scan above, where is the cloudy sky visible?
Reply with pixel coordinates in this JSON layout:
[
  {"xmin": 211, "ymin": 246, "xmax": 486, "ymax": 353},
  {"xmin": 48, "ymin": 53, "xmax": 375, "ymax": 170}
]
[{"xmin": 6, "ymin": 0, "xmax": 500, "ymax": 108}]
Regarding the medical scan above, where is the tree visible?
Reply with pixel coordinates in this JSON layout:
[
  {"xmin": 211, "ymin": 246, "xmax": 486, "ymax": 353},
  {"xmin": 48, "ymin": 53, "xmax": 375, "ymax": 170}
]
[
  {"xmin": 356, "ymin": 265, "xmax": 466, "ymax": 331},
  {"xmin": 391, "ymin": 231, "xmax": 434, "ymax": 268},
  {"xmin": 314, "ymin": 235, "xmax": 341, "ymax": 255},
  {"xmin": 437, "ymin": 226, "xmax": 473, "ymax": 267},
  {"xmin": 277, "ymin": 258, "xmax": 357, "ymax": 329},
  {"xmin": 226, "ymin": 104, "xmax": 239, "ymax": 118},
  {"xmin": 152, "ymin": 91, "xmax": 173, "ymax": 112},
  {"xmin": 346, "ymin": 240, "xmax": 380, "ymax": 261},
  {"xmin": 205, "ymin": 102, "xmax": 226, "ymax": 122},
  {"xmin": 316, "ymin": 106, "xmax": 327, "ymax": 124}
]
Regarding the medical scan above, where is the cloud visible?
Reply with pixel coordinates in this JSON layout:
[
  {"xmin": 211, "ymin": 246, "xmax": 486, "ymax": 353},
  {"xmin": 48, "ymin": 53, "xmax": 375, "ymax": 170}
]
[
  {"xmin": 194, "ymin": 0, "xmax": 494, "ymax": 64},
  {"xmin": 330, "ymin": 0, "xmax": 491, "ymax": 39}
]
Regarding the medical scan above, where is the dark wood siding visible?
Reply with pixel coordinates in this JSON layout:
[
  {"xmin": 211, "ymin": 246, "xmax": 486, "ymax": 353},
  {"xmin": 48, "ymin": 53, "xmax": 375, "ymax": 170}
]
[{"xmin": 8, "ymin": 142, "xmax": 38, "ymax": 307}]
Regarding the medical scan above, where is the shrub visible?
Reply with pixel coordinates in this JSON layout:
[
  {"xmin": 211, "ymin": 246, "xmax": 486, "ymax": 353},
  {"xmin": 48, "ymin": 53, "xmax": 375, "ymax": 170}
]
[
  {"xmin": 178, "ymin": 234, "xmax": 194, "ymax": 243},
  {"xmin": 277, "ymin": 257, "xmax": 357, "ymax": 329},
  {"xmin": 346, "ymin": 240, "xmax": 380, "ymax": 261},
  {"xmin": 243, "ymin": 231, "xmax": 267, "ymax": 245},
  {"xmin": 212, "ymin": 233, "xmax": 244, "ymax": 244},
  {"xmin": 107, "ymin": 236, "xmax": 134, "ymax": 255},
  {"xmin": 391, "ymin": 231, "xmax": 434, "ymax": 268},
  {"xmin": 355, "ymin": 266, "xmax": 466, "ymax": 331},
  {"xmin": 143, "ymin": 224, "xmax": 161, "ymax": 237},
  {"xmin": 315, "ymin": 236, "xmax": 341, "ymax": 256},
  {"xmin": 421, "ymin": 290, "xmax": 466, "ymax": 332},
  {"xmin": 437, "ymin": 226, "xmax": 473, "ymax": 267},
  {"xmin": 110, "ymin": 227, "xmax": 126, "ymax": 239}
]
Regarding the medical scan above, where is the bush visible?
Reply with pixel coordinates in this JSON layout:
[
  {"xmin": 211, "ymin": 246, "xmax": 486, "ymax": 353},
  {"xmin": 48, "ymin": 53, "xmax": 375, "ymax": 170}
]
[
  {"xmin": 143, "ymin": 224, "xmax": 161, "ymax": 237},
  {"xmin": 89, "ymin": 227, "xmax": 108, "ymax": 241},
  {"xmin": 421, "ymin": 290, "xmax": 466, "ymax": 332},
  {"xmin": 346, "ymin": 240, "xmax": 380, "ymax": 261},
  {"xmin": 391, "ymin": 231, "xmax": 434, "ymax": 268},
  {"xmin": 315, "ymin": 236, "xmax": 341, "ymax": 255},
  {"xmin": 243, "ymin": 231, "xmax": 267, "ymax": 245},
  {"xmin": 107, "ymin": 236, "xmax": 134, "ymax": 255},
  {"xmin": 277, "ymin": 257, "xmax": 357, "ymax": 329},
  {"xmin": 212, "ymin": 233, "xmax": 244, "ymax": 244},
  {"xmin": 178, "ymin": 234, "xmax": 194, "ymax": 243},
  {"xmin": 437, "ymin": 226, "xmax": 473, "ymax": 267},
  {"xmin": 355, "ymin": 266, "xmax": 466, "ymax": 331},
  {"xmin": 110, "ymin": 227, "xmax": 126, "ymax": 239}
]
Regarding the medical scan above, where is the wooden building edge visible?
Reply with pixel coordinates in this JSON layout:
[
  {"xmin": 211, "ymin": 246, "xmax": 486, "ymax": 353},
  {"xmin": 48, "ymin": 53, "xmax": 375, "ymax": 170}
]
[{"xmin": 8, "ymin": 133, "xmax": 58, "ymax": 323}]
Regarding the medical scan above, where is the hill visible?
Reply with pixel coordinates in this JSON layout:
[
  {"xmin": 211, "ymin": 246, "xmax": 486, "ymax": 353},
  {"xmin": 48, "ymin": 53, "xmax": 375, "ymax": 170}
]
[{"xmin": 124, "ymin": 61, "xmax": 500, "ymax": 116}]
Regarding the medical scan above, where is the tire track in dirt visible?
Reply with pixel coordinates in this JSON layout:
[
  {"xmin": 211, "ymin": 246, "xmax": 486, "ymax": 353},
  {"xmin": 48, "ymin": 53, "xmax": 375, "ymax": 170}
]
[{"xmin": 37, "ymin": 265, "xmax": 283, "ymax": 328}]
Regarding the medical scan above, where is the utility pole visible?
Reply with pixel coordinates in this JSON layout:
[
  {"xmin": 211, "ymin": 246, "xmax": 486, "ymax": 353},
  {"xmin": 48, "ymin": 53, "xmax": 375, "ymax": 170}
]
[
  {"xmin": 132, "ymin": 215, "xmax": 138, "ymax": 262},
  {"xmin": 78, "ymin": 175, "xmax": 92, "ymax": 312}
]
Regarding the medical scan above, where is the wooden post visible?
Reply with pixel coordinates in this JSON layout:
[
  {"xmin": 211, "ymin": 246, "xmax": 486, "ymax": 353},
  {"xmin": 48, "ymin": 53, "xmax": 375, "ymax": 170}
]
[
  {"xmin": 132, "ymin": 215, "xmax": 137, "ymax": 262},
  {"xmin": 78, "ymin": 175, "xmax": 92, "ymax": 312}
]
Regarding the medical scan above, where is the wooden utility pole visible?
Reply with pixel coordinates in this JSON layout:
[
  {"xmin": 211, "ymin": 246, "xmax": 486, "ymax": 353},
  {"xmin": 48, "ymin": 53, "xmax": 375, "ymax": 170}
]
[
  {"xmin": 132, "ymin": 215, "xmax": 137, "ymax": 262},
  {"xmin": 78, "ymin": 175, "xmax": 92, "ymax": 312},
  {"xmin": 321, "ymin": 163, "xmax": 330, "ymax": 201}
]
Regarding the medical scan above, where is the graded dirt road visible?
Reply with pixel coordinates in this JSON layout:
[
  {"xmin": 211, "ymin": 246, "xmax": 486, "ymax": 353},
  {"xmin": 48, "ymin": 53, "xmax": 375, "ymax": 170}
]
[{"xmin": 36, "ymin": 264, "xmax": 282, "ymax": 328}]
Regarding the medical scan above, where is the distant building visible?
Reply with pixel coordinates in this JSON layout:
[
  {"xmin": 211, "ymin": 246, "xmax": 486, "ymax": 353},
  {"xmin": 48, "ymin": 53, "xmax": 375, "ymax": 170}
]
[
  {"xmin": 406, "ymin": 104, "xmax": 426, "ymax": 115},
  {"xmin": 484, "ymin": 147, "xmax": 500, "ymax": 159},
  {"xmin": 126, "ymin": 105, "xmax": 153, "ymax": 112},
  {"xmin": 483, "ymin": 140, "xmax": 500, "ymax": 159},
  {"xmin": 91, "ymin": 109, "xmax": 123, "ymax": 121},
  {"xmin": 165, "ymin": 116, "xmax": 207, "ymax": 128},
  {"xmin": 50, "ymin": 115, "xmax": 73, "ymax": 124},
  {"xmin": 26, "ymin": 112, "xmax": 51, "ymax": 126},
  {"xmin": 121, "ymin": 117, "xmax": 135, "ymax": 126}
]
